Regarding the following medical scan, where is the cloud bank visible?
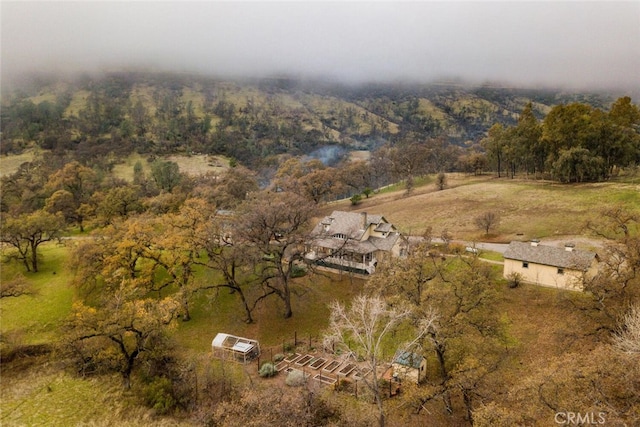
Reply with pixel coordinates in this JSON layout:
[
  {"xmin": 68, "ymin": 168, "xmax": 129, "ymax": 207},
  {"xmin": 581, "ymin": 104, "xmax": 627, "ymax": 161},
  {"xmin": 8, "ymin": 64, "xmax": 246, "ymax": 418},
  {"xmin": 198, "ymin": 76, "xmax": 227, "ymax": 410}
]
[{"xmin": 2, "ymin": 1, "xmax": 639, "ymax": 89}]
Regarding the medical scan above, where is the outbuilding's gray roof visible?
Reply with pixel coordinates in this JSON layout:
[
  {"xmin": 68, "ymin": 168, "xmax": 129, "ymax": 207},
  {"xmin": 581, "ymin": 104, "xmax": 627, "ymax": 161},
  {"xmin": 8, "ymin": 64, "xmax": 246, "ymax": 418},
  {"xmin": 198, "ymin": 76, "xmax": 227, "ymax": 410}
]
[{"xmin": 503, "ymin": 241, "xmax": 596, "ymax": 270}]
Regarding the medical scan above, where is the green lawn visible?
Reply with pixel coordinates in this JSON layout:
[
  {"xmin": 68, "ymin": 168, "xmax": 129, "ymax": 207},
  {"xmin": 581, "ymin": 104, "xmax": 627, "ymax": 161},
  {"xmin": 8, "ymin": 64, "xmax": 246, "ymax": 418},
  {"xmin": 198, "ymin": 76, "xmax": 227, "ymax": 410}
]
[
  {"xmin": 0, "ymin": 243, "xmax": 74, "ymax": 344},
  {"xmin": 174, "ymin": 271, "xmax": 366, "ymax": 354}
]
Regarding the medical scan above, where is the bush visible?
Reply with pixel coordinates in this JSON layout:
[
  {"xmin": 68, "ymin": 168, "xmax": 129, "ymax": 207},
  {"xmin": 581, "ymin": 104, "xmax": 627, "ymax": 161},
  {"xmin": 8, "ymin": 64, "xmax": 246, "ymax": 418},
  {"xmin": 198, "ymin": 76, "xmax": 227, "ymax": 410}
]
[
  {"xmin": 259, "ymin": 362, "xmax": 277, "ymax": 378},
  {"xmin": 350, "ymin": 194, "xmax": 362, "ymax": 205},
  {"xmin": 285, "ymin": 370, "xmax": 306, "ymax": 387},
  {"xmin": 291, "ymin": 264, "xmax": 307, "ymax": 278},
  {"xmin": 273, "ymin": 353, "xmax": 285, "ymax": 362},
  {"xmin": 142, "ymin": 377, "xmax": 178, "ymax": 415},
  {"xmin": 507, "ymin": 272, "xmax": 523, "ymax": 289}
]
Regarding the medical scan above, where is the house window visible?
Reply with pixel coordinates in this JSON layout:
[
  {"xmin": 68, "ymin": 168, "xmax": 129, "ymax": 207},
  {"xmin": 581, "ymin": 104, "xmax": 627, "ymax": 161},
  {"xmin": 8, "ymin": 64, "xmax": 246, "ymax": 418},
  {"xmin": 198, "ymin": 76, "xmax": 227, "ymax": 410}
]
[
  {"xmin": 333, "ymin": 233, "xmax": 347, "ymax": 240},
  {"xmin": 522, "ymin": 262, "xmax": 529, "ymax": 268},
  {"xmin": 557, "ymin": 268, "xmax": 564, "ymax": 275}
]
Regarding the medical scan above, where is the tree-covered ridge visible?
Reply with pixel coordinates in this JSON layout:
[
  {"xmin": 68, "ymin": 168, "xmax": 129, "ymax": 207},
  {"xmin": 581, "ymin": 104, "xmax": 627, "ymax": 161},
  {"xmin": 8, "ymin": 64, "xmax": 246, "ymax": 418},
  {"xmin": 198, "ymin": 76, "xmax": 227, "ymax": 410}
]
[
  {"xmin": 481, "ymin": 97, "xmax": 640, "ymax": 182},
  {"xmin": 2, "ymin": 71, "xmax": 634, "ymax": 171}
]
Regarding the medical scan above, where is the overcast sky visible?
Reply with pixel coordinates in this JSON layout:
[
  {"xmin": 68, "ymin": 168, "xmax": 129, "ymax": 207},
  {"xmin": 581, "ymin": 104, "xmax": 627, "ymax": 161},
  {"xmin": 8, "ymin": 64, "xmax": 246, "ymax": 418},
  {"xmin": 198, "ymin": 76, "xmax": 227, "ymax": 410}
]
[{"xmin": 2, "ymin": 1, "xmax": 639, "ymax": 89}]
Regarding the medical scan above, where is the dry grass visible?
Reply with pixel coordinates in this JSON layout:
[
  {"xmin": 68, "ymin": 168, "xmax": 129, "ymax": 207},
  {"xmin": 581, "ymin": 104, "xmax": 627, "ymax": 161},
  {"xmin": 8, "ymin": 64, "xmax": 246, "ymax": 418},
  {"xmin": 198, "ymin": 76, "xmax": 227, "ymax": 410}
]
[
  {"xmin": 327, "ymin": 174, "xmax": 640, "ymax": 242},
  {"xmin": 167, "ymin": 154, "xmax": 229, "ymax": 177},
  {"xmin": 0, "ymin": 150, "xmax": 37, "ymax": 176},
  {"xmin": 0, "ymin": 363, "xmax": 189, "ymax": 427},
  {"xmin": 111, "ymin": 153, "xmax": 230, "ymax": 181}
]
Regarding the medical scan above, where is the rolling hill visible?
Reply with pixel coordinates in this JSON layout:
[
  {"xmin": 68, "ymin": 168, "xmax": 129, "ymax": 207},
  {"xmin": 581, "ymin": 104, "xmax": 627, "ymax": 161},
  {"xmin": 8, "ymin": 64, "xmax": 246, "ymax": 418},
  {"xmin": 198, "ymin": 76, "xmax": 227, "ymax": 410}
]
[{"xmin": 1, "ymin": 71, "xmax": 630, "ymax": 170}]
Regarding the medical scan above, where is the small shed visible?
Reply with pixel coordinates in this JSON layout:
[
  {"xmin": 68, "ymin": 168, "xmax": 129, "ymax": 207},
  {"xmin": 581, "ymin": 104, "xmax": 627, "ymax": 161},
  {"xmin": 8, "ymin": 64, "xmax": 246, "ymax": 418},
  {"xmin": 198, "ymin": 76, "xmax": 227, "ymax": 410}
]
[
  {"xmin": 392, "ymin": 350, "xmax": 426, "ymax": 384},
  {"xmin": 211, "ymin": 333, "xmax": 260, "ymax": 364}
]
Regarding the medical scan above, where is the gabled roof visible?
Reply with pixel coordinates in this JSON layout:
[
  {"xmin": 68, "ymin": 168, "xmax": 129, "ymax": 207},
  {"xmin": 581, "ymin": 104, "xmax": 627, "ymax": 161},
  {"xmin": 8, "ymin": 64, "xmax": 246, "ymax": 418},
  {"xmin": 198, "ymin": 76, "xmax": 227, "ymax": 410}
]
[
  {"xmin": 310, "ymin": 211, "xmax": 403, "ymax": 255},
  {"xmin": 393, "ymin": 350, "xmax": 424, "ymax": 369},
  {"xmin": 311, "ymin": 211, "xmax": 386, "ymax": 241},
  {"xmin": 503, "ymin": 241, "xmax": 596, "ymax": 270}
]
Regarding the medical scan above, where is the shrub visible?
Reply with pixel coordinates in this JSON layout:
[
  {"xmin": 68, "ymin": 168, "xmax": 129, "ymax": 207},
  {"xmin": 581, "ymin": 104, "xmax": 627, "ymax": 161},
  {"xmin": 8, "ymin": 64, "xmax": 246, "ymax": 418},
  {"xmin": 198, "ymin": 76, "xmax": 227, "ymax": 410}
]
[
  {"xmin": 142, "ymin": 377, "xmax": 178, "ymax": 415},
  {"xmin": 350, "ymin": 194, "xmax": 362, "ymax": 205},
  {"xmin": 507, "ymin": 272, "xmax": 523, "ymax": 289},
  {"xmin": 259, "ymin": 362, "xmax": 277, "ymax": 378},
  {"xmin": 291, "ymin": 264, "xmax": 306, "ymax": 278},
  {"xmin": 273, "ymin": 353, "xmax": 285, "ymax": 362},
  {"xmin": 285, "ymin": 370, "xmax": 306, "ymax": 387}
]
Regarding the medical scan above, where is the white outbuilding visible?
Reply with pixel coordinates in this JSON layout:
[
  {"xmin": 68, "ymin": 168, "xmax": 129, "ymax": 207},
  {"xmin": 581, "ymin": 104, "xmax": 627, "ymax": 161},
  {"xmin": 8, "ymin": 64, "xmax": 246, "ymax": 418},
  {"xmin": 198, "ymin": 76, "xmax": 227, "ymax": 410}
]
[{"xmin": 211, "ymin": 333, "xmax": 260, "ymax": 364}]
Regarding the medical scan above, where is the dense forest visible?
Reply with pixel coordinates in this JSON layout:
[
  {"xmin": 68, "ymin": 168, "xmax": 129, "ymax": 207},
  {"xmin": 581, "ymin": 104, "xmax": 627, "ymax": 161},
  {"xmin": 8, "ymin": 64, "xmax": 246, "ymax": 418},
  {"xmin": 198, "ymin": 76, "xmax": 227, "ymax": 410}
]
[{"xmin": 1, "ymin": 72, "xmax": 640, "ymax": 426}]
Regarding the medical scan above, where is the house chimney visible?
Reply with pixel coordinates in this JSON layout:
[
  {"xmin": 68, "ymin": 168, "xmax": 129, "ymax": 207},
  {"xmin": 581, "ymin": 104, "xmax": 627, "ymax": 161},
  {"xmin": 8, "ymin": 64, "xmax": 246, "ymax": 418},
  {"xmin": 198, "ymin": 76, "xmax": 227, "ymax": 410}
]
[
  {"xmin": 530, "ymin": 239, "xmax": 540, "ymax": 247},
  {"xmin": 565, "ymin": 243, "xmax": 575, "ymax": 252},
  {"xmin": 361, "ymin": 212, "xmax": 367, "ymax": 229}
]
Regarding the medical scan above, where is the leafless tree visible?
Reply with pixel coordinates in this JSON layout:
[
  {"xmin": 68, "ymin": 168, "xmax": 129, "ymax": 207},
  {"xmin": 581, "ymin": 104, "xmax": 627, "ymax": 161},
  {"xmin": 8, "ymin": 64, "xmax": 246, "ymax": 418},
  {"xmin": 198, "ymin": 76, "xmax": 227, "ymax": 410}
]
[
  {"xmin": 613, "ymin": 304, "xmax": 640, "ymax": 354},
  {"xmin": 324, "ymin": 294, "xmax": 437, "ymax": 427},
  {"xmin": 475, "ymin": 211, "xmax": 500, "ymax": 235}
]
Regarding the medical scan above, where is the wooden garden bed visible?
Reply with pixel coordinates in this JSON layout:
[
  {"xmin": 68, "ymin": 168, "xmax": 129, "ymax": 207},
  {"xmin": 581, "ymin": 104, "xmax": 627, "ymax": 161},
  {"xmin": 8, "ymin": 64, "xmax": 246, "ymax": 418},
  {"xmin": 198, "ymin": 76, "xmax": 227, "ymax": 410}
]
[
  {"xmin": 352, "ymin": 367, "xmax": 372, "ymax": 380},
  {"xmin": 295, "ymin": 354, "xmax": 314, "ymax": 366},
  {"xmin": 309, "ymin": 358, "xmax": 327, "ymax": 370},
  {"xmin": 284, "ymin": 353, "xmax": 301, "ymax": 363},
  {"xmin": 338, "ymin": 363, "xmax": 356, "ymax": 376},
  {"xmin": 313, "ymin": 373, "xmax": 337, "ymax": 385},
  {"xmin": 275, "ymin": 360, "xmax": 289, "ymax": 372},
  {"xmin": 322, "ymin": 360, "xmax": 341, "ymax": 373}
]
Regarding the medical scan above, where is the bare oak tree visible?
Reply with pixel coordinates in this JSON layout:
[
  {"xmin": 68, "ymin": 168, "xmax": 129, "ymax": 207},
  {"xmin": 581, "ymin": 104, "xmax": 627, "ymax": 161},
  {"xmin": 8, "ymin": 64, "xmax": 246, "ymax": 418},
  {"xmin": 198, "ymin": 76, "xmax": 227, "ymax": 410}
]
[
  {"xmin": 324, "ymin": 294, "xmax": 437, "ymax": 427},
  {"xmin": 475, "ymin": 211, "xmax": 500, "ymax": 236},
  {"xmin": 614, "ymin": 304, "xmax": 640, "ymax": 354}
]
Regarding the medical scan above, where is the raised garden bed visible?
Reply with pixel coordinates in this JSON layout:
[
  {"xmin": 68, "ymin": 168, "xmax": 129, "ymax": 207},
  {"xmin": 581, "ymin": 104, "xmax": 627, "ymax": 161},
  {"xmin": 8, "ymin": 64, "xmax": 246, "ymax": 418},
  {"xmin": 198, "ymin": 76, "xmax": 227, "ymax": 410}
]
[
  {"xmin": 309, "ymin": 358, "xmax": 327, "ymax": 370},
  {"xmin": 353, "ymin": 367, "xmax": 372, "ymax": 380},
  {"xmin": 337, "ymin": 363, "xmax": 356, "ymax": 376},
  {"xmin": 313, "ymin": 374, "xmax": 337, "ymax": 385},
  {"xmin": 275, "ymin": 360, "xmax": 289, "ymax": 372},
  {"xmin": 284, "ymin": 353, "xmax": 301, "ymax": 363},
  {"xmin": 322, "ymin": 360, "xmax": 341, "ymax": 373},
  {"xmin": 295, "ymin": 354, "xmax": 313, "ymax": 366}
]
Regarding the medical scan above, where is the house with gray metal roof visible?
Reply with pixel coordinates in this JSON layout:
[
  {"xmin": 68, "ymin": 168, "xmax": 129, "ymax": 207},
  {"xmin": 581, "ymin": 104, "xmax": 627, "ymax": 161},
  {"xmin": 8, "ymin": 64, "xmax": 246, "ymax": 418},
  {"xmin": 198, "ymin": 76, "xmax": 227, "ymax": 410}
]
[
  {"xmin": 306, "ymin": 211, "xmax": 408, "ymax": 274},
  {"xmin": 503, "ymin": 240, "xmax": 598, "ymax": 290}
]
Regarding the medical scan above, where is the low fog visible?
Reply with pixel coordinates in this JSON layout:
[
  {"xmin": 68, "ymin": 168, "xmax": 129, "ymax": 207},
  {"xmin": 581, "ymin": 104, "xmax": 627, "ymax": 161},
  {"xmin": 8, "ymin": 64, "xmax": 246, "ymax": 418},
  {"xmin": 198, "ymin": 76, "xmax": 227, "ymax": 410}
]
[{"xmin": 2, "ymin": 1, "xmax": 639, "ymax": 90}]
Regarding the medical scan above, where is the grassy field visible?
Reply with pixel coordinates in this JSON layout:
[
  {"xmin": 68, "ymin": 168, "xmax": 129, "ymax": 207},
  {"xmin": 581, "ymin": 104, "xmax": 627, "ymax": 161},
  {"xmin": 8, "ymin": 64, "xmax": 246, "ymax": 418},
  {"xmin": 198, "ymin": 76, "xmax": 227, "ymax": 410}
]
[
  {"xmin": 110, "ymin": 152, "xmax": 230, "ymax": 181},
  {"xmin": 0, "ymin": 242, "xmax": 365, "ymax": 425},
  {"xmin": 0, "ymin": 243, "xmax": 74, "ymax": 344},
  {"xmin": 328, "ymin": 174, "xmax": 640, "ymax": 242},
  {"xmin": 0, "ymin": 149, "xmax": 38, "ymax": 177}
]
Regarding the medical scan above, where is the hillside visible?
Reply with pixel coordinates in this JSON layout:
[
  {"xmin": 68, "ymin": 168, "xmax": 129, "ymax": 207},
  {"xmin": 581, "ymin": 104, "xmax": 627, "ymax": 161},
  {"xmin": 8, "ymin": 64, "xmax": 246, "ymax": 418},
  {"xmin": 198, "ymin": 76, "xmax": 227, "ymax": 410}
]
[
  {"xmin": 320, "ymin": 174, "xmax": 640, "ymax": 242},
  {"xmin": 1, "ymin": 71, "xmax": 629, "ymax": 170}
]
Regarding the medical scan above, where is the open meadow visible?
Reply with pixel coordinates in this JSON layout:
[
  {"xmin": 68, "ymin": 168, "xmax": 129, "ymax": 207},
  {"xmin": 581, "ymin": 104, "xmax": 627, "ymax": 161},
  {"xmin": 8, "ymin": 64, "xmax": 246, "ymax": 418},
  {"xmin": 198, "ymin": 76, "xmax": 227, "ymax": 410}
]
[
  {"xmin": 324, "ymin": 174, "xmax": 640, "ymax": 243},
  {"xmin": 1, "ymin": 174, "xmax": 639, "ymax": 425}
]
